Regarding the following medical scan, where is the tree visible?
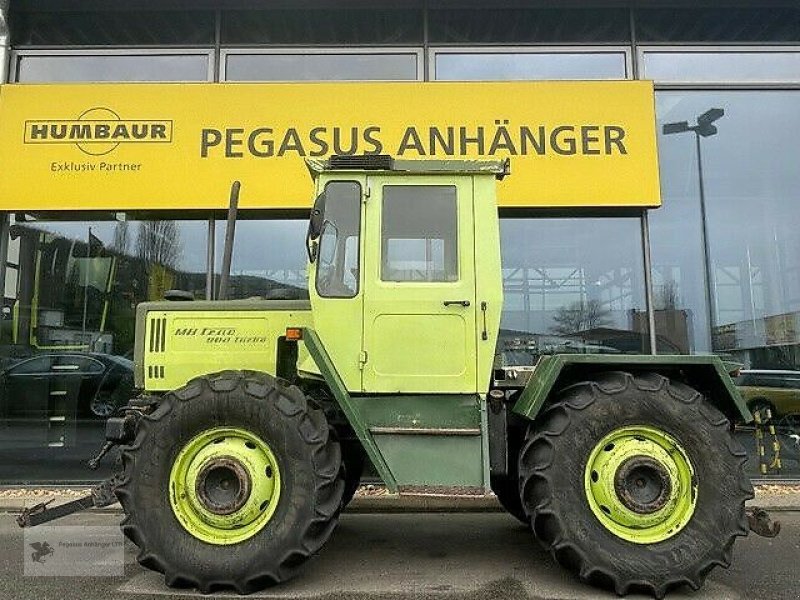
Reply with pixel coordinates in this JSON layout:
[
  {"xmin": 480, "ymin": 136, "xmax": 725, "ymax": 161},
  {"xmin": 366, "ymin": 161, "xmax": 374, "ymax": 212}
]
[
  {"xmin": 656, "ymin": 279, "xmax": 680, "ymax": 310},
  {"xmin": 134, "ymin": 221, "xmax": 183, "ymax": 301},
  {"xmin": 551, "ymin": 298, "xmax": 611, "ymax": 335},
  {"xmin": 135, "ymin": 221, "xmax": 181, "ymax": 269},
  {"xmin": 112, "ymin": 221, "xmax": 130, "ymax": 255}
]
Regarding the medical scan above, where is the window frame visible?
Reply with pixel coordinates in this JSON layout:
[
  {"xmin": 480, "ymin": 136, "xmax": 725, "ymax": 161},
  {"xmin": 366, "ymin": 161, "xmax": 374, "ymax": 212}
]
[
  {"xmin": 314, "ymin": 180, "xmax": 363, "ymax": 300},
  {"xmin": 220, "ymin": 47, "xmax": 424, "ymax": 82},
  {"xmin": 379, "ymin": 184, "xmax": 460, "ymax": 284},
  {"xmin": 429, "ymin": 45, "xmax": 633, "ymax": 81},
  {"xmin": 10, "ymin": 48, "xmax": 216, "ymax": 83},
  {"xmin": 638, "ymin": 45, "xmax": 800, "ymax": 87}
]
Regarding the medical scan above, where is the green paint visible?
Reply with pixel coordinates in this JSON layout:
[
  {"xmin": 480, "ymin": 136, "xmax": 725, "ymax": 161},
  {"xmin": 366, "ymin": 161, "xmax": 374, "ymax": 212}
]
[
  {"xmin": 512, "ymin": 354, "xmax": 751, "ymax": 424},
  {"xmin": 374, "ymin": 434, "xmax": 484, "ymax": 488},
  {"xmin": 302, "ymin": 328, "xmax": 398, "ymax": 492},
  {"xmin": 584, "ymin": 425, "xmax": 697, "ymax": 544},
  {"xmin": 350, "ymin": 394, "xmax": 486, "ymax": 489},
  {"xmin": 350, "ymin": 395, "xmax": 480, "ymax": 429},
  {"xmin": 304, "ymin": 328, "xmax": 487, "ymax": 491},
  {"xmin": 169, "ymin": 426, "xmax": 281, "ymax": 545}
]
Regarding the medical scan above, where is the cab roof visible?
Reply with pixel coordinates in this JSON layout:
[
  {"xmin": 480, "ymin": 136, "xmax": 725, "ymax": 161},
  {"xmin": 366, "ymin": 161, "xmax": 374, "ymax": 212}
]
[{"xmin": 306, "ymin": 155, "xmax": 510, "ymax": 180}]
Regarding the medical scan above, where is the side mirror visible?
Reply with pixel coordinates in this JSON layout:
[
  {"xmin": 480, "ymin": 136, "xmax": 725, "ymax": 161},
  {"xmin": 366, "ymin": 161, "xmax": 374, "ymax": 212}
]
[
  {"xmin": 306, "ymin": 238, "xmax": 318, "ymax": 263},
  {"xmin": 306, "ymin": 192, "xmax": 326, "ymax": 262},
  {"xmin": 308, "ymin": 193, "xmax": 326, "ymax": 240}
]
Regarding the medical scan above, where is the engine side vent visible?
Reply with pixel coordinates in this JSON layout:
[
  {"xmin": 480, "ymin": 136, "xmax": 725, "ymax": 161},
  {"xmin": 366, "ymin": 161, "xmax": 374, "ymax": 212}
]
[
  {"xmin": 147, "ymin": 365, "xmax": 166, "ymax": 379},
  {"xmin": 149, "ymin": 316, "xmax": 167, "ymax": 353}
]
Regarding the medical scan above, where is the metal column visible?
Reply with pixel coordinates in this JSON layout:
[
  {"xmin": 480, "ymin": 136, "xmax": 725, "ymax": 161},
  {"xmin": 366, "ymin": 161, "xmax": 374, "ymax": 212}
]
[{"xmin": 641, "ymin": 210, "xmax": 658, "ymax": 355}]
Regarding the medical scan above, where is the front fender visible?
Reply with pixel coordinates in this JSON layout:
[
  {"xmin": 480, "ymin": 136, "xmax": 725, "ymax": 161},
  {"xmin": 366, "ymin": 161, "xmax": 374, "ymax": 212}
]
[{"xmin": 512, "ymin": 354, "xmax": 751, "ymax": 425}]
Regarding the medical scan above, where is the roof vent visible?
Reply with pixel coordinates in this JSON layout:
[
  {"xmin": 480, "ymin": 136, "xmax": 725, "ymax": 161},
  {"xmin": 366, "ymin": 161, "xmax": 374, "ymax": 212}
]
[{"xmin": 329, "ymin": 154, "xmax": 394, "ymax": 170}]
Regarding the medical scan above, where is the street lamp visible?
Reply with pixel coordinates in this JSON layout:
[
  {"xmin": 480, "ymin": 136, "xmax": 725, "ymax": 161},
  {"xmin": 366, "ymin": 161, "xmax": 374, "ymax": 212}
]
[{"xmin": 662, "ymin": 108, "xmax": 724, "ymax": 349}]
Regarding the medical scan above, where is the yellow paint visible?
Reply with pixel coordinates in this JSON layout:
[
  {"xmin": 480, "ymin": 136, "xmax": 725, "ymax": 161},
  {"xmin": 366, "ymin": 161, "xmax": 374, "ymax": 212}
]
[
  {"xmin": 143, "ymin": 308, "xmax": 313, "ymax": 391},
  {"xmin": 361, "ymin": 175, "xmax": 478, "ymax": 393},
  {"xmin": 0, "ymin": 81, "xmax": 660, "ymax": 211},
  {"xmin": 307, "ymin": 172, "xmax": 367, "ymax": 392}
]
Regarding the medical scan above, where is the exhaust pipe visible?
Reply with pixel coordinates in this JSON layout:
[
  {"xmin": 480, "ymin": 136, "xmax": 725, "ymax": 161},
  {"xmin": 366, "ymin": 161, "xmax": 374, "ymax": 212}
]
[{"xmin": 217, "ymin": 181, "xmax": 241, "ymax": 300}]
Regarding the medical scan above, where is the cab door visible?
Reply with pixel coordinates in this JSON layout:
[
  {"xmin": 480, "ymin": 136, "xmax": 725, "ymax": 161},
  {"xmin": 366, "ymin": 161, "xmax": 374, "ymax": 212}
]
[{"xmin": 362, "ymin": 176, "xmax": 477, "ymax": 393}]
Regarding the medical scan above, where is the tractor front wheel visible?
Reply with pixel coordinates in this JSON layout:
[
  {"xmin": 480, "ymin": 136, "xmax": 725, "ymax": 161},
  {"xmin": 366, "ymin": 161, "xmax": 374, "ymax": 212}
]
[
  {"xmin": 519, "ymin": 371, "xmax": 753, "ymax": 598},
  {"xmin": 116, "ymin": 371, "xmax": 344, "ymax": 593},
  {"xmin": 490, "ymin": 474, "xmax": 527, "ymax": 524}
]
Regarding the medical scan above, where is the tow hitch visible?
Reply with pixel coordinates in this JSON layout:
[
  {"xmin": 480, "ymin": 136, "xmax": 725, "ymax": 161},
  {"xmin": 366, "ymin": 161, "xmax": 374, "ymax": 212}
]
[
  {"xmin": 746, "ymin": 506, "xmax": 781, "ymax": 538},
  {"xmin": 16, "ymin": 475, "xmax": 120, "ymax": 528},
  {"xmin": 15, "ymin": 397, "xmax": 153, "ymax": 529}
]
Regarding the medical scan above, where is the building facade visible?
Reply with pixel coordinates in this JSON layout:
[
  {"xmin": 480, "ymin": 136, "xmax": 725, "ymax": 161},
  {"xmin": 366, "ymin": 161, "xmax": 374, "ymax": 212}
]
[{"xmin": 0, "ymin": 0, "xmax": 798, "ymax": 482}]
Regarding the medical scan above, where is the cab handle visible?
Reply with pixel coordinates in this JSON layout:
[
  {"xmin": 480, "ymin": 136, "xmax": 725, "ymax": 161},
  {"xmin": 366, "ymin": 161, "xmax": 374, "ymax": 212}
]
[{"xmin": 443, "ymin": 300, "xmax": 471, "ymax": 307}]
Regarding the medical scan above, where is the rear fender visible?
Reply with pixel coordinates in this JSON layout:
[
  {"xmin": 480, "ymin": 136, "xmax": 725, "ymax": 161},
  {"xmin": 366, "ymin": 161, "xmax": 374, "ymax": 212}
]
[{"xmin": 512, "ymin": 354, "xmax": 751, "ymax": 425}]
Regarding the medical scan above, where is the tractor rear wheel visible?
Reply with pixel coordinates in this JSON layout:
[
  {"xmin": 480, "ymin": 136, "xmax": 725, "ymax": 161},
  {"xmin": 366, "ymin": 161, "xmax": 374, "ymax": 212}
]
[
  {"xmin": 116, "ymin": 371, "xmax": 344, "ymax": 593},
  {"xmin": 518, "ymin": 371, "xmax": 753, "ymax": 599},
  {"xmin": 490, "ymin": 425, "xmax": 527, "ymax": 524}
]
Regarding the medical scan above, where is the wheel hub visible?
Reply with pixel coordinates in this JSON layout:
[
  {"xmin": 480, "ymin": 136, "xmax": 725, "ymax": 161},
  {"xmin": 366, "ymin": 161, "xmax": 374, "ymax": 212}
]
[
  {"xmin": 195, "ymin": 457, "xmax": 252, "ymax": 516},
  {"xmin": 614, "ymin": 456, "xmax": 672, "ymax": 514},
  {"xmin": 584, "ymin": 425, "xmax": 697, "ymax": 544},
  {"xmin": 169, "ymin": 426, "xmax": 281, "ymax": 545}
]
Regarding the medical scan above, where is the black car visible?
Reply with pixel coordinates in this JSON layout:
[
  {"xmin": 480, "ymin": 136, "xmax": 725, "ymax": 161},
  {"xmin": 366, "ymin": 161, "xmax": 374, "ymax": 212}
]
[{"xmin": 0, "ymin": 352, "xmax": 134, "ymax": 425}]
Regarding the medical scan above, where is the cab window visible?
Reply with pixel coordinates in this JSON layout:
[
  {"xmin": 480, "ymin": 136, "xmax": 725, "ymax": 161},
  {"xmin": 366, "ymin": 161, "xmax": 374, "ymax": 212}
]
[
  {"xmin": 315, "ymin": 181, "xmax": 361, "ymax": 298},
  {"xmin": 380, "ymin": 185, "xmax": 458, "ymax": 282}
]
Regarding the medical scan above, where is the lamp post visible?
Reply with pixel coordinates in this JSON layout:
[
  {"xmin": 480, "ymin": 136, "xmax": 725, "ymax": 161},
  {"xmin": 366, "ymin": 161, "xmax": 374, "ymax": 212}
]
[{"xmin": 662, "ymin": 108, "xmax": 724, "ymax": 351}]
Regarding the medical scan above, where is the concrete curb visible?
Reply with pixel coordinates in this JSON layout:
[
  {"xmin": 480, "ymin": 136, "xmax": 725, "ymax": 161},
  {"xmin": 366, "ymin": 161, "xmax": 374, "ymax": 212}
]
[{"xmin": 1, "ymin": 487, "xmax": 799, "ymax": 514}]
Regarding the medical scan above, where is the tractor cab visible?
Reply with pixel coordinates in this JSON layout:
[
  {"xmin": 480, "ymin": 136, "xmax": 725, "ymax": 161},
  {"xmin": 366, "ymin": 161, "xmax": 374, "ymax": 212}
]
[{"xmin": 305, "ymin": 155, "xmax": 507, "ymax": 396}]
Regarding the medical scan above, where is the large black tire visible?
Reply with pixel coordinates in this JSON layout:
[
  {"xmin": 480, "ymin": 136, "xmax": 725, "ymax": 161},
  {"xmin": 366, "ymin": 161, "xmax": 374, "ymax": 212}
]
[
  {"xmin": 490, "ymin": 474, "xmax": 527, "ymax": 524},
  {"xmin": 519, "ymin": 371, "xmax": 753, "ymax": 599},
  {"xmin": 305, "ymin": 386, "xmax": 365, "ymax": 510},
  {"xmin": 340, "ymin": 439, "xmax": 366, "ymax": 509},
  {"xmin": 490, "ymin": 421, "xmax": 528, "ymax": 524},
  {"xmin": 116, "ymin": 371, "xmax": 344, "ymax": 594}
]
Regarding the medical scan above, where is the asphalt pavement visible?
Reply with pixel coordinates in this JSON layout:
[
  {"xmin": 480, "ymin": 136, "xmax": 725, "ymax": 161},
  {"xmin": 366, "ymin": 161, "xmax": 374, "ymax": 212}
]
[{"xmin": 0, "ymin": 510, "xmax": 797, "ymax": 600}]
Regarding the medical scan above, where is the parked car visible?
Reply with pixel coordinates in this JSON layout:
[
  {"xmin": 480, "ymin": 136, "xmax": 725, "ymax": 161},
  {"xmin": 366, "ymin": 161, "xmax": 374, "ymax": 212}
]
[
  {"xmin": 0, "ymin": 352, "xmax": 134, "ymax": 423},
  {"xmin": 734, "ymin": 369, "xmax": 800, "ymax": 419}
]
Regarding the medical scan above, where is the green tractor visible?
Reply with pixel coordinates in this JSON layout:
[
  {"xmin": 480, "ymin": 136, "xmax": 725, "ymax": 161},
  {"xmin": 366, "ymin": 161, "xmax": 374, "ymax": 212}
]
[{"xmin": 19, "ymin": 155, "xmax": 769, "ymax": 597}]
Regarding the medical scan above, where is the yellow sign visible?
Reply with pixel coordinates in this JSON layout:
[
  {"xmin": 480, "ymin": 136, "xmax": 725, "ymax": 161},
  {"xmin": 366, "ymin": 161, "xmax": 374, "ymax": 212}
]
[{"xmin": 0, "ymin": 81, "xmax": 661, "ymax": 211}]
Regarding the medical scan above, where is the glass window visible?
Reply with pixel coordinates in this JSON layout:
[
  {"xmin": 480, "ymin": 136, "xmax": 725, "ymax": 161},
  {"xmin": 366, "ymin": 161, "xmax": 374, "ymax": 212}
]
[
  {"xmin": 652, "ymin": 90, "xmax": 800, "ymax": 368},
  {"xmin": 7, "ymin": 355, "xmax": 52, "ymax": 375},
  {"xmin": 498, "ymin": 218, "xmax": 649, "ymax": 366},
  {"xmin": 635, "ymin": 8, "xmax": 800, "ymax": 43},
  {"xmin": 224, "ymin": 52, "xmax": 419, "ymax": 82},
  {"xmin": 641, "ymin": 51, "xmax": 800, "ymax": 83},
  {"xmin": 0, "ymin": 216, "xmax": 207, "ymax": 483},
  {"xmin": 221, "ymin": 9, "xmax": 423, "ymax": 45},
  {"xmin": 11, "ymin": 10, "xmax": 216, "ymax": 46},
  {"xmin": 428, "ymin": 8, "xmax": 631, "ymax": 44},
  {"xmin": 15, "ymin": 53, "xmax": 211, "ymax": 83},
  {"xmin": 434, "ymin": 51, "xmax": 628, "ymax": 81},
  {"xmin": 316, "ymin": 182, "xmax": 361, "ymax": 298},
  {"xmin": 381, "ymin": 186, "xmax": 458, "ymax": 283},
  {"xmin": 214, "ymin": 220, "xmax": 308, "ymax": 301},
  {"xmin": 52, "ymin": 355, "xmax": 105, "ymax": 374}
]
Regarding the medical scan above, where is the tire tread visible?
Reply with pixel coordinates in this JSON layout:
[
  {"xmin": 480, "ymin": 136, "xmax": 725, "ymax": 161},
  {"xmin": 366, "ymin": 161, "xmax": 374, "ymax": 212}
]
[
  {"xmin": 518, "ymin": 371, "xmax": 753, "ymax": 599},
  {"xmin": 116, "ymin": 370, "xmax": 343, "ymax": 594}
]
